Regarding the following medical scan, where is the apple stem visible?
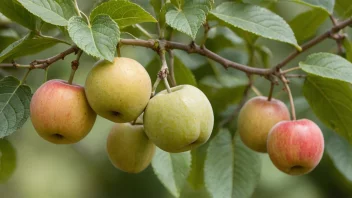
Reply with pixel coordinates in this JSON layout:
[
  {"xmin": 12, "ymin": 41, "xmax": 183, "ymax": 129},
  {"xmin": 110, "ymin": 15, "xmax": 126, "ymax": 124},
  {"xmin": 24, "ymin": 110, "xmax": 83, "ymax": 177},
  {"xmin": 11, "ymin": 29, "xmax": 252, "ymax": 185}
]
[
  {"xmin": 151, "ymin": 78, "xmax": 161, "ymax": 97},
  {"xmin": 163, "ymin": 78, "xmax": 172, "ymax": 93},
  {"xmin": 280, "ymin": 74, "xmax": 296, "ymax": 120},
  {"xmin": 267, "ymin": 82, "xmax": 274, "ymax": 101},
  {"xmin": 67, "ymin": 69, "xmax": 76, "ymax": 85}
]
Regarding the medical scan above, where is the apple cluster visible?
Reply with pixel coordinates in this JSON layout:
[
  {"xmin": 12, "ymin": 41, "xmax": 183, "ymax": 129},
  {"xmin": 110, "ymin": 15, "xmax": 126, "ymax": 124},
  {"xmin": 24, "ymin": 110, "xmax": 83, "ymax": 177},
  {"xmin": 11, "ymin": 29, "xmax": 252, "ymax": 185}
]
[
  {"xmin": 30, "ymin": 57, "xmax": 214, "ymax": 173},
  {"xmin": 238, "ymin": 96, "xmax": 325, "ymax": 176}
]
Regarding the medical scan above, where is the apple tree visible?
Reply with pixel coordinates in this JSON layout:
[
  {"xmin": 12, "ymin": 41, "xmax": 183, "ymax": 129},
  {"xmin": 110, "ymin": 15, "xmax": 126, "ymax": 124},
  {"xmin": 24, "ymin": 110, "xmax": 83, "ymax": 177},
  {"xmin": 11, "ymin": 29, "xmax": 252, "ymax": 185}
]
[{"xmin": 1, "ymin": 0, "xmax": 352, "ymax": 197}]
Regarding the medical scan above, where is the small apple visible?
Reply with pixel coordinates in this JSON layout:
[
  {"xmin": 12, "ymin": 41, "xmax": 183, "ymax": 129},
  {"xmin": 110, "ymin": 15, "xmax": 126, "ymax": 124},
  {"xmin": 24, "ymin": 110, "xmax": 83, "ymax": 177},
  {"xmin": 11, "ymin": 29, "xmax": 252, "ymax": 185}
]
[
  {"xmin": 30, "ymin": 80, "xmax": 97, "ymax": 144},
  {"xmin": 143, "ymin": 85, "xmax": 214, "ymax": 153},
  {"xmin": 85, "ymin": 57, "xmax": 152, "ymax": 123},
  {"xmin": 267, "ymin": 119, "xmax": 324, "ymax": 175},
  {"xmin": 238, "ymin": 96, "xmax": 290, "ymax": 153},
  {"xmin": 107, "ymin": 122, "xmax": 155, "ymax": 173}
]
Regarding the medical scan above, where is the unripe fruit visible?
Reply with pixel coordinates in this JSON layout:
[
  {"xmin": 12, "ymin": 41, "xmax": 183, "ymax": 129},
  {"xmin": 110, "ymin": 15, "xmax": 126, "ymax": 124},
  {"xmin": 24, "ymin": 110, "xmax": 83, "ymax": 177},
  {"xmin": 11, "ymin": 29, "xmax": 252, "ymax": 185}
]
[
  {"xmin": 144, "ymin": 85, "xmax": 214, "ymax": 153},
  {"xmin": 238, "ymin": 96, "xmax": 290, "ymax": 153},
  {"xmin": 30, "ymin": 80, "xmax": 97, "ymax": 144},
  {"xmin": 107, "ymin": 123, "xmax": 155, "ymax": 173},
  {"xmin": 85, "ymin": 57, "xmax": 152, "ymax": 123},
  {"xmin": 267, "ymin": 119, "xmax": 324, "ymax": 175}
]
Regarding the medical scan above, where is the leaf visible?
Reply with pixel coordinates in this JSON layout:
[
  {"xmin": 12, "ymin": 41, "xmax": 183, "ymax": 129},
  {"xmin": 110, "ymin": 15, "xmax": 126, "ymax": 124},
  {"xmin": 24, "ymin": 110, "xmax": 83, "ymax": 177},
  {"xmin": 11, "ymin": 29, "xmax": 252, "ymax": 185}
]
[
  {"xmin": 0, "ymin": 0, "xmax": 38, "ymax": 30},
  {"xmin": 299, "ymin": 53, "xmax": 352, "ymax": 84},
  {"xmin": 199, "ymin": 75, "xmax": 248, "ymax": 114},
  {"xmin": 0, "ymin": 139, "xmax": 16, "ymax": 183},
  {"xmin": 232, "ymin": 133, "xmax": 261, "ymax": 198},
  {"xmin": 152, "ymin": 148, "xmax": 191, "ymax": 198},
  {"xmin": 17, "ymin": 0, "xmax": 78, "ymax": 26},
  {"xmin": 293, "ymin": 0, "xmax": 335, "ymax": 14},
  {"xmin": 173, "ymin": 57, "xmax": 197, "ymax": 86},
  {"xmin": 0, "ymin": 29, "xmax": 19, "ymax": 52},
  {"xmin": 326, "ymin": 132, "xmax": 352, "ymax": 181},
  {"xmin": 68, "ymin": 15, "xmax": 119, "ymax": 62},
  {"xmin": 0, "ymin": 76, "xmax": 32, "ymax": 138},
  {"xmin": 204, "ymin": 129, "xmax": 233, "ymax": 198},
  {"xmin": 165, "ymin": 0, "xmax": 212, "ymax": 39},
  {"xmin": 204, "ymin": 130, "xmax": 261, "ymax": 198},
  {"xmin": 0, "ymin": 33, "xmax": 65, "ymax": 63},
  {"xmin": 210, "ymin": 2, "xmax": 300, "ymax": 50},
  {"xmin": 90, "ymin": 0, "xmax": 157, "ymax": 29},
  {"xmin": 303, "ymin": 75, "xmax": 352, "ymax": 144},
  {"xmin": 150, "ymin": 0, "xmax": 163, "ymax": 18},
  {"xmin": 343, "ymin": 38, "xmax": 352, "ymax": 62},
  {"xmin": 334, "ymin": 0, "xmax": 352, "ymax": 19},
  {"xmin": 289, "ymin": 9, "xmax": 328, "ymax": 44}
]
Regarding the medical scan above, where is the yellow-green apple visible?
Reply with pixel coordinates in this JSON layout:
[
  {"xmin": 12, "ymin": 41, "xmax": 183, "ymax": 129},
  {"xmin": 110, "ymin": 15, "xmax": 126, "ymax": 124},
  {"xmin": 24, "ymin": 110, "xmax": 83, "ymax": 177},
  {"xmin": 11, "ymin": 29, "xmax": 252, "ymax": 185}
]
[
  {"xmin": 238, "ymin": 96, "xmax": 290, "ymax": 153},
  {"xmin": 107, "ymin": 123, "xmax": 155, "ymax": 173},
  {"xmin": 143, "ymin": 85, "xmax": 214, "ymax": 153},
  {"xmin": 267, "ymin": 119, "xmax": 324, "ymax": 175},
  {"xmin": 30, "ymin": 80, "xmax": 97, "ymax": 144},
  {"xmin": 85, "ymin": 57, "xmax": 152, "ymax": 123}
]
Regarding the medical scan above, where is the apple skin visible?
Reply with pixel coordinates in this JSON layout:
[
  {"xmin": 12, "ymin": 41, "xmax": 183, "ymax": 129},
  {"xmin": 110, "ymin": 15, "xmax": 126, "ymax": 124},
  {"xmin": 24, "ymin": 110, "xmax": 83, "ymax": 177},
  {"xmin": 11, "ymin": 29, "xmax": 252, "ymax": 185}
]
[
  {"xmin": 267, "ymin": 119, "xmax": 324, "ymax": 175},
  {"xmin": 107, "ymin": 123, "xmax": 155, "ymax": 173},
  {"xmin": 143, "ymin": 85, "xmax": 214, "ymax": 153},
  {"xmin": 238, "ymin": 96, "xmax": 290, "ymax": 153},
  {"xmin": 85, "ymin": 57, "xmax": 152, "ymax": 123},
  {"xmin": 30, "ymin": 80, "xmax": 97, "ymax": 144}
]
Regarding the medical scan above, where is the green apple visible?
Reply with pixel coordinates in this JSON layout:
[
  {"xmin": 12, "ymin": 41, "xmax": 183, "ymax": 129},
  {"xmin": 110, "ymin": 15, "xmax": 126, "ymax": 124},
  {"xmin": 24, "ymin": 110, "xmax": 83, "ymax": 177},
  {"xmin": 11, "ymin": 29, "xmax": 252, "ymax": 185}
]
[
  {"xmin": 85, "ymin": 57, "xmax": 152, "ymax": 123},
  {"xmin": 30, "ymin": 80, "xmax": 97, "ymax": 144},
  {"xmin": 238, "ymin": 96, "xmax": 290, "ymax": 153},
  {"xmin": 143, "ymin": 85, "xmax": 214, "ymax": 153},
  {"xmin": 107, "ymin": 123, "xmax": 155, "ymax": 173}
]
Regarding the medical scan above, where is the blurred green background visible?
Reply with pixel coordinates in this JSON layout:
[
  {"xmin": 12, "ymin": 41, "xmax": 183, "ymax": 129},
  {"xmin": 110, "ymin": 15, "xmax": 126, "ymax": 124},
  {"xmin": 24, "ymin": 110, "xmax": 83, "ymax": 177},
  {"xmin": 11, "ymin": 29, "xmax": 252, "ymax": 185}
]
[{"xmin": 1, "ymin": 0, "xmax": 352, "ymax": 198}]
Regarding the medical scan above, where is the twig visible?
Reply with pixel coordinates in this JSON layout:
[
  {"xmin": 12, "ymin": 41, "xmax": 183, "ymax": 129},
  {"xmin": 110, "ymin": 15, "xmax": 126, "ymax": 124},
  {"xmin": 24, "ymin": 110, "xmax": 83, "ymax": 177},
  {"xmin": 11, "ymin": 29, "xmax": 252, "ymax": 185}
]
[
  {"xmin": 135, "ymin": 24, "xmax": 153, "ymax": 39},
  {"xmin": 157, "ymin": 41, "xmax": 171, "ymax": 93},
  {"xmin": 251, "ymin": 85, "xmax": 262, "ymax": 96},
  {"xmin": 281, "ymin": 66, "xmax": 301, "ymax": 74},
  {"xmin": 68, "ymin": 50, "xmax": 83, "ymax": 84},
  {"xmin": 329, "ymin": 15, "xmax": 344, "ymax": 55}
]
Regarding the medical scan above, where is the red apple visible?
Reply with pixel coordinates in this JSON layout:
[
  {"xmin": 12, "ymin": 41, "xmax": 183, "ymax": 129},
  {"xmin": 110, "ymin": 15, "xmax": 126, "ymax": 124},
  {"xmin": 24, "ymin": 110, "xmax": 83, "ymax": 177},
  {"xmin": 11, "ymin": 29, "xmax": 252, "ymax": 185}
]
[
  {"xmin": 30, "ymin": 80, "xmax": 97, "ymax": 144},
  {"xmin": 267, "ymin": 119, "xmax": 324, "ymax": 175},
  {"xmin": 238, "ymin": 96, "xmax": 290, "ymax": 153}
]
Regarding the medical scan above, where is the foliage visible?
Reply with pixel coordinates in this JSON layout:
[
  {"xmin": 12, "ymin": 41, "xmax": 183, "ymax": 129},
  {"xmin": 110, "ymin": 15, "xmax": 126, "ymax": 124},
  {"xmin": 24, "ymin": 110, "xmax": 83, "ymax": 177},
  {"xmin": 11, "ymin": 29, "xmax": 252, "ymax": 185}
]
[{"xmin": 1, "ymin": 0, "xmax": 352, "ymax": 197}]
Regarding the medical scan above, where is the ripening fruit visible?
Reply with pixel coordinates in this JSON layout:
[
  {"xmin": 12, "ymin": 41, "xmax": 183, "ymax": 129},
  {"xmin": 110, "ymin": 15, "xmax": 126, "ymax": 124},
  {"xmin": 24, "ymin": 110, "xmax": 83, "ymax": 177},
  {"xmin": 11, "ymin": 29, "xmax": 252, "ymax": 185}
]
[
  {"xmin": 85, "ymin": 57, "xmax": 152, "ymax": 123},
  {"xmin": 238, "ymin": 96, "xmax": 290, "ymax": 153},
  {"xmin": 267, "ymin": 119, "xmax": 324, "ymax": 175},
  {"xmin": 30, "ymin": 80, "xmax": 97, "ymax": 144},
  {"xmin": 107, "ymin": 123, "xmax": 155, "ymax": 173},
  {"xmin": 143, "ymin": 85, "xmax": 214, "ymax": 153}
]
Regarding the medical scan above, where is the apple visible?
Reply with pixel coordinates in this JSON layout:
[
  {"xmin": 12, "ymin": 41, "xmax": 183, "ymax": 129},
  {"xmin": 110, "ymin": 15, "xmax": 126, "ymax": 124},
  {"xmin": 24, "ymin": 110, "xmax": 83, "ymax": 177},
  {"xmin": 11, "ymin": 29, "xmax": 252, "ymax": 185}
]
[
  {"xmin": 143, "ymin": 85, "xmax": 214, "ymax": 153},
  {"xmin": 267, "ymin": 119, "xmax": 324, "ymax": 175},
  {"xmin": 30, "ymin": 80, "xmax": 97, "ymax": 144},
  {"xmin": 107, "ymin": 122, "xmax": 155, "ymax": 173},
  {"xmin": 238, "ymin": 96, "xmax": 290, "ymax": 153},
  {"xmin": 85, "ymin": 57, "xmax": 152, "ymax": 123}
]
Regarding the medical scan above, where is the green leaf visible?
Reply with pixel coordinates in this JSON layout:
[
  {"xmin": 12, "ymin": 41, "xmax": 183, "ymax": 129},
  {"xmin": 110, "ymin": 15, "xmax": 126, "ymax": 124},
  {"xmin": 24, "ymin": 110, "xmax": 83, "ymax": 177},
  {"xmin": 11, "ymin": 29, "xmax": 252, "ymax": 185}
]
[
  {"xmin": 17, "ymin": 0, "xmax": 78, "ymax": 26},
  {"xmin": 204, "ymin": 130, "xmax": 261, "ymax": 198},
  {"xmin": 152, "ymin": 148, "xmax": 191, "ymax": 198},
  {"xmin": 326, "ymin": 132, "xmax": 352, "ymax": 181},
  {"xmin": 0, "ymin": 76, "xmax": 32, "ymax": 138},
  {"xmin": 68, "ymin": 15, "xmax": 119, "ymax": 62},
  {"xmin": 90, "ymin": 0, "xmax": 157, "ymax": 29},
  {"xmin": 343, "ymin": 38, "xmax": 352, "ymax": 62},
  {"xmin": 165, "ymin": 0, "xmax": 212, "ymax": 39},
  {"xmin": 210, "ymin": 2, "xmax": 300, "ymax": 50},
  {"xmin": 0, "ymin": 33, "xmax": 65, "ymax": 63},
  {"xmin": 334, "ymin": 0, "xmax": 352, "ymax": 19},
  {"xmin": 0, "ymin": 0, "xmax": 38, "ymax": 30},
  {"xmin": 0, "ymin": 29, "xmax": 19, "ymax": 52},
  {"xmin": 173, "ymin": 57, "xmax": 197, "ymax": 86},
  {"xmin": 204, "ymin": 129, "xmax": 233, "ymax": 198},
  {"xmin": 289, "ymin": 9, "xmax": 328, "ymax": 44},
  {"xmin": 299, "ymin": 53, "xmax": 352, "ymax": 84},
  {"xmin": 150, "ymin": 0, "xmax": 162, "ymax": 18},
  {"xmin": 0, "ymin": 139, "xmax": 16, "ymax": 183},
  {"xmin": 232, "ymin": 133, "xmax": 261, "ymax": 198},
  {"xmin": 303, "ymin": 75, "xmax": 352, "ymax": 144},
  {"xmin": 293, "ymin": 0, "xmax": 334, "ymax": 14},
  {"xmin": 199, "ymin": 75, "xmax": 248, "ymax": 114}
]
